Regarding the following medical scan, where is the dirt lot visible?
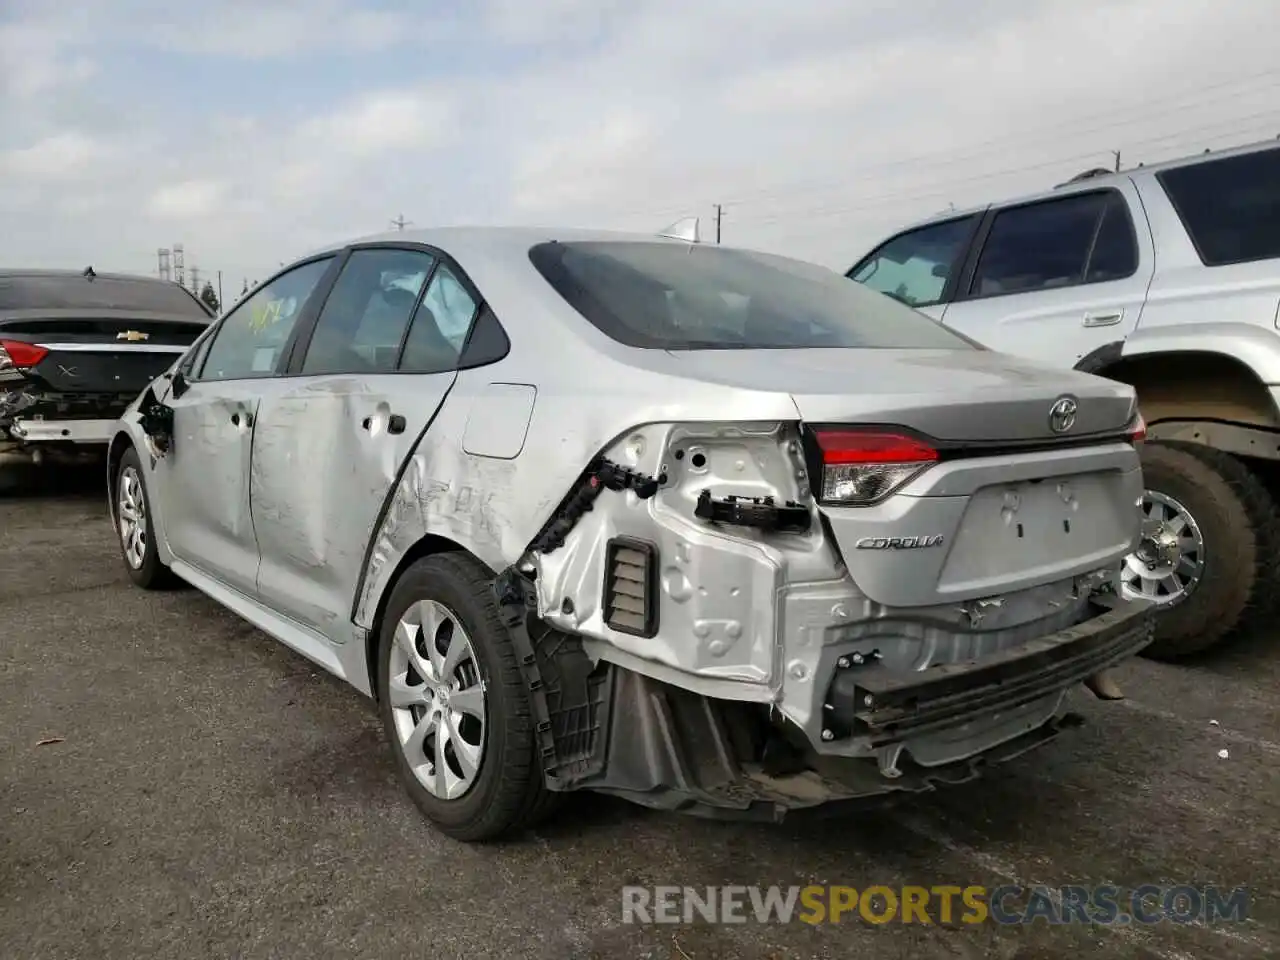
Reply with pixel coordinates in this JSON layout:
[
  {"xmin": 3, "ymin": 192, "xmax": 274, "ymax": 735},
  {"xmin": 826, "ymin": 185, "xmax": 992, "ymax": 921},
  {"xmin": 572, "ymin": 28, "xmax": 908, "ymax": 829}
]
[{"xmin": 2, "ymin": 471, "xmax": 1278, "ymax": 959}]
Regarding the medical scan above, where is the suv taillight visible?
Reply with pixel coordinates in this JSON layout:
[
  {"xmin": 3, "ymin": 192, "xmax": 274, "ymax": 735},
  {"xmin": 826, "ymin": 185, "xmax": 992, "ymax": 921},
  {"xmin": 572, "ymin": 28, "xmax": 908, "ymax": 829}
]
[
  {"xmin": 0, "ymin": 339, "xmax": 49, "ymax": 371},
  {"xmin": 813, "ymin": 429, "xmax": 938, "ymax": 505}
]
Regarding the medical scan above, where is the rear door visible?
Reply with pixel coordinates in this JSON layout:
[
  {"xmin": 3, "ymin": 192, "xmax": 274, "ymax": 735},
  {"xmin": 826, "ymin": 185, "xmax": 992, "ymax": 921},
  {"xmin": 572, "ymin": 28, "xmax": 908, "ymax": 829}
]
[
  {"xmin": 159, "ymin": 257, "xmax": 338, "ymax": 598},
  {"xmin": 846, "ymin": 213, "xmax": 984, "ymax": 323},
  {"xmin": 249, "ymin": 244, "xmax": 485, "ymax": 637},
  {"xmin": 935, "ymin": 186, "xmax": 1155, "ymax": 366}
]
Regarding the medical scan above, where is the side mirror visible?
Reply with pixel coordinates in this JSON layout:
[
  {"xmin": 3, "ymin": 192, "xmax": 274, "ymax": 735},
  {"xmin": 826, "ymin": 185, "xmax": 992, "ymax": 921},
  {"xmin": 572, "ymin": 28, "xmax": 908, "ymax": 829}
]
[{"xmin": 170, "ymin": 369, "xmax": 190, "ymax": 399}]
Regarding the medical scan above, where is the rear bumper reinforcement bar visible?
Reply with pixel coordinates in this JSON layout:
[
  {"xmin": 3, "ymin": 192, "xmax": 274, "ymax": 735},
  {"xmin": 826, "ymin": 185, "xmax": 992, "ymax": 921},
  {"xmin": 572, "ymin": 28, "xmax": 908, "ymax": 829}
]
[
  {"xmin": 9, "ymin": 418, "xmax": 116, "ymax": 444},
  {"xmin": 827, "ymin": 598, "xmax": 1155, "ymax": 744}
]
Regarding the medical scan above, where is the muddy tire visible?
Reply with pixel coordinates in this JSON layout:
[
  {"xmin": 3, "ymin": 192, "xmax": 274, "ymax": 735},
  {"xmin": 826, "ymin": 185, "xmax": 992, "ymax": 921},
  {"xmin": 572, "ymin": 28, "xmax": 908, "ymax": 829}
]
[
  {"xmin": 1131, "ymin": 441, "xmax": 1279, "ymax": 660},
  {"xmin": 376, "ymin": 553, "xmax": 563, "ymax": 842},
  {"xmin": 114, "ymin": 446, "xmax": 182, "ymax": 590}
]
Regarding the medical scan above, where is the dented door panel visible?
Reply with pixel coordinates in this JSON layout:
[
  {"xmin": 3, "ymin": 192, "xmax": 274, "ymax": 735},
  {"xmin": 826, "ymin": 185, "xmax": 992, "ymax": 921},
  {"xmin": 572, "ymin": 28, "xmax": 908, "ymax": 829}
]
[{"xmin": 250, "ymin": 372, "xmax": 455, "ymax": 639}]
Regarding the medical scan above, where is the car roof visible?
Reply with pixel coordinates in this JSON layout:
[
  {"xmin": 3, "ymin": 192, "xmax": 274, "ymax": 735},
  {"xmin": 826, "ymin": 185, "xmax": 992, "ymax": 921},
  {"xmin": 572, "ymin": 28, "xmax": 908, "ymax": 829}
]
[
  {"xmin": 888, "ymin": 135, "xmax": 1280, "ymax": 234},
  {"xmin": 300, "ymin": 225, "xmax": 700, "ymax": 261}
]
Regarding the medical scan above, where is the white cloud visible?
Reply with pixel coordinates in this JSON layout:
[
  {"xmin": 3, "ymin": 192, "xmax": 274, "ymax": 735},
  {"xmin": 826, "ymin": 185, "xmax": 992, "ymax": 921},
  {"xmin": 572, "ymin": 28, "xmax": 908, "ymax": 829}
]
[
  {"xmin": 0, "ymin": 0, "xmax": 1277, "ymax": 281},
  {"xmin": 0, "ymin": 132, "xmax": 106, "ymax": 181},
  {"xmin": 146, "ymin": 180, "xmax": 229, "ymax": 219}
]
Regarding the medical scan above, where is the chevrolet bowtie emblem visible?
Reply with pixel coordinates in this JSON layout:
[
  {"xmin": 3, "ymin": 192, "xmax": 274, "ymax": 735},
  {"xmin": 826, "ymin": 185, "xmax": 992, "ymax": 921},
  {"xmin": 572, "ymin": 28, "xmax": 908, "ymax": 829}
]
[{"xmin": 117, "ymin": 330, "xmax": 149, "ymax": 342}]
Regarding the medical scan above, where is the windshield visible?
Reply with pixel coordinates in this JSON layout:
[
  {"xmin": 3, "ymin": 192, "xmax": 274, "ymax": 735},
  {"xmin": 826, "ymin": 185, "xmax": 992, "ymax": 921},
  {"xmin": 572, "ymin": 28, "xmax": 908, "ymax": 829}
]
[
  {"xmin": 0, "ymin": 274, "xmax": 212, "ymax": 319},
  {"xmin": 528, "ymin": 241, "xmax": 976, "ymax": 350}
]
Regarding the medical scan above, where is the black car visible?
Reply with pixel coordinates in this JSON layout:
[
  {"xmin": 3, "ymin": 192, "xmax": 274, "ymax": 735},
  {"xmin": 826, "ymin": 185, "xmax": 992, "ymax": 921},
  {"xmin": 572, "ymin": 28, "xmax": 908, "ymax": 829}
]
[{"xmin": 0, "ymin": 267, "xmax": 213, "ymax": 481}]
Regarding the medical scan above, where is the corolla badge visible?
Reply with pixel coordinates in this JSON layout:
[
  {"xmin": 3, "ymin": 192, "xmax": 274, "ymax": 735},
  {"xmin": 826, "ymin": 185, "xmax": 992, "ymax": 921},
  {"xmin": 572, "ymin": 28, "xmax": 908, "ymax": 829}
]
[
  {"xmin": 1049, "ymin": 395, "xmax": 1078, "ymax": 434},
  {"xmin": 855, "ymin": 535, "xmax": 945, "ymax": 550}
]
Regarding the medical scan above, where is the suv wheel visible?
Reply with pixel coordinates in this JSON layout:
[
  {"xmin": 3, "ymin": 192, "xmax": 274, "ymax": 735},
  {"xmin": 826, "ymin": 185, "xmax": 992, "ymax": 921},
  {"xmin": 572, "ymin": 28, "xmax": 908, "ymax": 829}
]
[
  {"xmin": 1126, "ymin": 441, "xmax": 1277, "ymax": 659},
  {"xmin": 376, "ymin": 553, "xmax": 562, "ymax": 841}
]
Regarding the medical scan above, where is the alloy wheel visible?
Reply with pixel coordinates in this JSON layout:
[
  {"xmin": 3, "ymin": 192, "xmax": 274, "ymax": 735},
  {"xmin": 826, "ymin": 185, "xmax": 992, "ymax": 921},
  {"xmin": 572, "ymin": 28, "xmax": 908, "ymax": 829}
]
[
  {"xmin": 387, "ymin": 599, "xmax": 487, "ymax": 800},
  {"xmin": 117, "ymin": 466, "xmax": 148, "ymax": 570},
  {"xmin": 1120, "ymin": 489, "xmax": 1206, "ymax": 605}
]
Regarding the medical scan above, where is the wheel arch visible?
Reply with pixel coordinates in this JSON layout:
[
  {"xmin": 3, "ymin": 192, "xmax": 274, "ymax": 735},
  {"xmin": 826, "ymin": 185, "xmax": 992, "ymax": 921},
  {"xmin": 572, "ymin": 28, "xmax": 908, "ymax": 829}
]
[
  {"xmin": 105, "ymin": 430, "xmax": 135, "ymax": 522},
  {"xmin": 362, "ymin": 533, "xmax": 477, "ymax": 702},
  {"xmin": 1085, "ymin": 348, "xmax": 1280, "ymax": 431}
]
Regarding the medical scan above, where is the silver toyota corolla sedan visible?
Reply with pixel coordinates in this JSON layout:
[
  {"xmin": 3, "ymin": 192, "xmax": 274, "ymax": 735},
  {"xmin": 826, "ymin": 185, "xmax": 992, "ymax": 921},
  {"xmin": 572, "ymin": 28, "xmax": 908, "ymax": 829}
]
[{"xmin": 107, "ymin": 226, "xmax": 1154, "ymax": 841}]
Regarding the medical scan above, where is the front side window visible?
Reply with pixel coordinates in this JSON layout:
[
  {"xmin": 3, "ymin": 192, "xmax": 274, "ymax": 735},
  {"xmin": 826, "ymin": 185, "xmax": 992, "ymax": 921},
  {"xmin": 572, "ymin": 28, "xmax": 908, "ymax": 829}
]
[
  {"xmin": 300, "ymin": 248, "xmax": 435, "ymax": 375},
  {"xmin": 198, "ymin": 257, "xmax": 333, "ymax": 381},
  {"xmin": 969, "ymin": 193, "xmax": 1118, "ymax": 297},
  {"xmin": 530, "ymin": 241, "xmax": 976, "ymax": 351},
  {"xmin": 847, "ymin": 215, "xmax": 978, "ymax": 308},
  {"xmin": 1158, "ymin": 147, "xmax": 1280, "ymax": 266}
]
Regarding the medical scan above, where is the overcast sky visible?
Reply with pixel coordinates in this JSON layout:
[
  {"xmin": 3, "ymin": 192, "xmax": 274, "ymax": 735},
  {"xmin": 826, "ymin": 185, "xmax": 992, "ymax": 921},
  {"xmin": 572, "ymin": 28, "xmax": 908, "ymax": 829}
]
[{"xmin": 2, "ymin": 0, "xmax": 1278, "ymax": 292}]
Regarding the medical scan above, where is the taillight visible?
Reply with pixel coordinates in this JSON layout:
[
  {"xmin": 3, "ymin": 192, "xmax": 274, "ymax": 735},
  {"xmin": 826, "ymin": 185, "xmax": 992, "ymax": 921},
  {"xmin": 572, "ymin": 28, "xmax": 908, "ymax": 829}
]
[
  {"xmin": 1128, "ymin": 411, "xmax": 1146, "ymax": 445},
  {"xmin": 813, "ymin": 429, "xmax": 938, "ymax": 505},
  {"xmin": 0, "ymin": 339, "xmax": 48, "ymax": 370}
]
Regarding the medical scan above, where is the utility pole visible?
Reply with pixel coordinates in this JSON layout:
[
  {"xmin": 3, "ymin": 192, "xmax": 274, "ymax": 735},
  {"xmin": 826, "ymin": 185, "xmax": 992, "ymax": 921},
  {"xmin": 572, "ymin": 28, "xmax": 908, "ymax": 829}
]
[
  {"xmin": 714, "ymin": 204, "xmax": 722, "ymax": 244},
  {"xmin": 190, "ymin": 266, "xmax": 200, "ymax": 294},
  {"xmin": 173, "ymin": 244, "xmax": 185, "ymax": 287},
  {"xmin": 1112, "ymin": 150, "xmax": 1122, "ymax": 172},
  {"xmin": 390, "ymin": 213, "xmax": 412, "ymax": 231},
  {"xmin": 217, "ymin": 270, "xmax": 223, "ymax": 312},
  {"xmin": 157, "ymin": 248, "xmax": 171, "ymax": 281}
]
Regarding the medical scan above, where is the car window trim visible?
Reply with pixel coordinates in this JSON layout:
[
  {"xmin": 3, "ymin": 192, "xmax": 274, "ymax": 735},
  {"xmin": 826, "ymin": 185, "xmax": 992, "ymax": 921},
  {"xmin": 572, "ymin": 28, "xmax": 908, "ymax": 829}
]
[
  {"xmin": 282, "ymin": 239, "xmax": 495, "ymax": 378},
  {"xmin": 183, "ymin": 253, "xmax": 342, "ymax": 384},
  {"xmin": 953, "ymin": 187, "xmax": 1137, "ymax": 303},
  {"xmin": 844, "ymin": 212, "xmax": 984, "ymax": 308}
]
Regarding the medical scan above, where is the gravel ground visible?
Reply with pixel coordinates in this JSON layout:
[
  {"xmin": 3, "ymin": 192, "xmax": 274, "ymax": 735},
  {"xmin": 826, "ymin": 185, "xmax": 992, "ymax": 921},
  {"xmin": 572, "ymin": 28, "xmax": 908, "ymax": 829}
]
[{"xmin": 2, "ymin": 469, "xmax": 1277, "ymax": 959}]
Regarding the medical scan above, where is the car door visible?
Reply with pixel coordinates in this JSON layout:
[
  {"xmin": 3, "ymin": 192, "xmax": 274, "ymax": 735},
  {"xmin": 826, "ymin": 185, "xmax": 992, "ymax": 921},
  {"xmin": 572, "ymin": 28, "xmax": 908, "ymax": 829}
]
[
  {"xmin": 934, "ymin": 186, "xmax": 1155, "ymax": 368},
  {"xmin": 249, "ymin": 245, "xmax": 483, "ymax": 639},
  {"xmin": 846, "ymin": 213, "xmax": 984, "ymax": 323},
  {"xmin": 159, "ymin": 256, "xmax": 337, "ymax": 597}
]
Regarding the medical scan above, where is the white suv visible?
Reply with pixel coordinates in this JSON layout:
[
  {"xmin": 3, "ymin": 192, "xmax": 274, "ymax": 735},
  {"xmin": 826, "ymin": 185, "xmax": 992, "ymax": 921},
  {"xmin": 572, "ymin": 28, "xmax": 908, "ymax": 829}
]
[{"xmin": 847, "ymin": 138, "xmax": 1280, "ymax": 660}]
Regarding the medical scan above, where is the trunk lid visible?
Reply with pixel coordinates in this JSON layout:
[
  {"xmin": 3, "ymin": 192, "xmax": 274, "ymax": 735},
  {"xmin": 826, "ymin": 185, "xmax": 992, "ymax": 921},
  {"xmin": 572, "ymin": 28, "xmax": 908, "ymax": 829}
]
[
  {"xmin": 653, "ymin": 347, "xmax": 1143, "ymax": 608},
  {"xmin": 656, "ymin": 347, "xmax": 1137, "ymax": 442},
  {"xmin": 0, "ymin": 313, "xmax": 206, "ymax": 394}
]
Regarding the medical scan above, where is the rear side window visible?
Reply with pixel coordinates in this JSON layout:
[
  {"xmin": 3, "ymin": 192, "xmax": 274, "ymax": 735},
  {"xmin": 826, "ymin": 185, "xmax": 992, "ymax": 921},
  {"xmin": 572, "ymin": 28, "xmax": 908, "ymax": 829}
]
[
  {"xmin": 847, "ymin": 215, "xmax": 978, "ymax": 308},
  {"xmin": 1158, "ymin": 148, "xmax": 1280, "ymax": 266},
  {"xmin": 529, "ymin": 241, "xmax": 976, "ymax": 351},
  {"xmin": 968, "ymin": 191, "xmax": 1136, "ymax": 297},
  {"xmin": 300, "ymin": 248, "xmax": 435, "ymax": 375},
  {"xmin": 0, "ymin": 275, "xmax": 211, "ymax": 318}
]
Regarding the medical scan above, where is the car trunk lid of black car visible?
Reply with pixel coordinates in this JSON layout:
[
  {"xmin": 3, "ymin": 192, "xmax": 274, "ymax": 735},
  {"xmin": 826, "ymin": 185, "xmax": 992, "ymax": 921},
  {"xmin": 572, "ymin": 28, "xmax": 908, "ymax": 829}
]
[{"xmin": 0, "ymin": 312, "xmax": 207, "ymax": 394}]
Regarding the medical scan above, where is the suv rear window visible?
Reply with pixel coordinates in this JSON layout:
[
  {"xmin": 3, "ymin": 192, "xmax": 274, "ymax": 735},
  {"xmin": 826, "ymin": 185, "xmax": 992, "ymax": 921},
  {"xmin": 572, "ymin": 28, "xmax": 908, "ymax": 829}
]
[
  {"xmin": 1157, "ymin": 147, "xmax": 1280, "ymax": 266},
  {"xmin": 528, "ymin": 241, "xmax": 976, "ymax": 351},
  {"xmin": 0, "ymin": 275, "xmax": 212, "ymax": 318}
]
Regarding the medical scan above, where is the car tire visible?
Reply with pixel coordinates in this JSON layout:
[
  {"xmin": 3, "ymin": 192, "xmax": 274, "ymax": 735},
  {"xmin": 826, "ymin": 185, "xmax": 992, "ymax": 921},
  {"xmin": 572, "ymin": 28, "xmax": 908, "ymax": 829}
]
[
  {"xmin": 1131, "ymin": 440, "xmax": 1279, "ymax": 660},
  {"xmin": 114, "ymin": 446, "xmax": 181, "ymax": 590},
  {"xmin": 376, "ymin": 552, "xmax": 563, "ymax": 841}
]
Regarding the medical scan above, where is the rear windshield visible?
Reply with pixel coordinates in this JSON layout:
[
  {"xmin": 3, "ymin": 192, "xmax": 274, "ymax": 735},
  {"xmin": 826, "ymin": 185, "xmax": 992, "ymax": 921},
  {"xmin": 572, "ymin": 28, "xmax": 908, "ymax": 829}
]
[
  {"xmin": 528, "ymin": 241, "xmax": 977, "ymax": 350},
  {"xmin": 1157, "ymin": 147, "xmax": 1280, "ymax": 267},
  {"xmin": 0, "ymin": 275, "xmax": 212, "ymax": 318}
]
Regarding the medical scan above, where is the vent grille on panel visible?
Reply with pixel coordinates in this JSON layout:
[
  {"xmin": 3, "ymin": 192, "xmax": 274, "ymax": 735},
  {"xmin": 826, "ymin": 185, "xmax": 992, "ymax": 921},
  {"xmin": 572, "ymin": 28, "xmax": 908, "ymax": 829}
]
[{"xmin": 603, "ymin": 537, "xmax": 658, "ymax": 638}]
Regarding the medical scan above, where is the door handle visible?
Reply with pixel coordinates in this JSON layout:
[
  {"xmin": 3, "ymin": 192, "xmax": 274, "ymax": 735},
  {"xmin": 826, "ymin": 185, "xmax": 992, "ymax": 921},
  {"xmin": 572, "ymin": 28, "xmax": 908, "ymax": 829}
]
[
  {"xmin": 388, "ymin": 414, "xmax": 406, "ymax": 435},
  {"xmin": 1082, "ymin": 310, "xmax": 1124, "ymax": 328}
]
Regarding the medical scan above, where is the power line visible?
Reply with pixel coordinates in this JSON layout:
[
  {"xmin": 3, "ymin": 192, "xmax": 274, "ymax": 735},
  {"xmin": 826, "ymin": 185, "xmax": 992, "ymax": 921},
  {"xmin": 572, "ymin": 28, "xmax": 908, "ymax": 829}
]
[{"xmin": 580, "ymin": 69, "xmax": 1280, "ymax": 225}]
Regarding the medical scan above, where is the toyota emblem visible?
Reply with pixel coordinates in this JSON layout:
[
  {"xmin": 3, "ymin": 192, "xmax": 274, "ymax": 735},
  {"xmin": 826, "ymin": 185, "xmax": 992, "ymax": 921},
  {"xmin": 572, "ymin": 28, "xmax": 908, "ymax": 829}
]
[{"xmin": 1049, "ymin": 396, "xmax": 1078, "ymax": 434}]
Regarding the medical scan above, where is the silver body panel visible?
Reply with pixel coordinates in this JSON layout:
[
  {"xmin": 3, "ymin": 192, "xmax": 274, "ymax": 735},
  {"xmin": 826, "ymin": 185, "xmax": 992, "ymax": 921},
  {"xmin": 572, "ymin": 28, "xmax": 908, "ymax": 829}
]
[{"xmin": 111, "ymin": 226, "xmax": 1147, "ymax": 784}]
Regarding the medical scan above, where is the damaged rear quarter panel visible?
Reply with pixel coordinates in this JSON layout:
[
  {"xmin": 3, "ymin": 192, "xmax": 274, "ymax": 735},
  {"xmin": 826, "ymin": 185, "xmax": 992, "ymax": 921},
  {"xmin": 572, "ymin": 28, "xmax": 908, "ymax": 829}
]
[{"xmin": 352, "ymin": 359, "xmax": 803, "ymax": 634}]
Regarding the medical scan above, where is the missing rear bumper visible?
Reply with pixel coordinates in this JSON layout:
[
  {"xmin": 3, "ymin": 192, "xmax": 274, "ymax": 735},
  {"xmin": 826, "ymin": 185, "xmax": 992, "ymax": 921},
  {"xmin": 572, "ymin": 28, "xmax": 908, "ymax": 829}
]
[{"xmin": 823, "ymin": 597, "xmax": 1154, "ymax": 746}]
